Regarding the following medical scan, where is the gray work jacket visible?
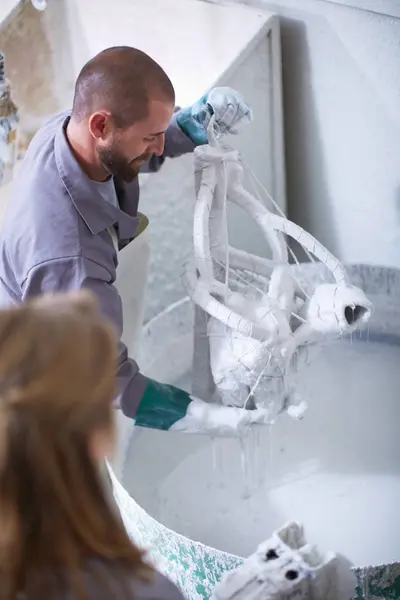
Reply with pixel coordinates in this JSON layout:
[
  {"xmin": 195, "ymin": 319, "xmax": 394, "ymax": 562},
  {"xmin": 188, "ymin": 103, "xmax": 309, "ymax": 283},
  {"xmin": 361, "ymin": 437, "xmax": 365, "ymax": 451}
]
[{"xmin": 0, "ymin": 111, "xmax": 195, "ymax": 418}]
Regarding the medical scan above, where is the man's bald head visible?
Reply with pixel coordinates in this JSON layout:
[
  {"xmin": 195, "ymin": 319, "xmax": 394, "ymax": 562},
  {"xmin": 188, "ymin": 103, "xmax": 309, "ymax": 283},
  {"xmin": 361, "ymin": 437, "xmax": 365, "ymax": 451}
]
[{"xmin": 71, "ymin": 46, "xmax": 175, "ymax": 127}]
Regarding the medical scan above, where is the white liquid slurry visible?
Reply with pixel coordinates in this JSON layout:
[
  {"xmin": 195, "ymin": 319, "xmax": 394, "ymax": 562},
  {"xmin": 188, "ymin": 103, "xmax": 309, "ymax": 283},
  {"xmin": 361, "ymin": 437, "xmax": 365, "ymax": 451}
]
[{"xmin": 126, "ymin": 340, "xmax": 400, "ymax": 567}]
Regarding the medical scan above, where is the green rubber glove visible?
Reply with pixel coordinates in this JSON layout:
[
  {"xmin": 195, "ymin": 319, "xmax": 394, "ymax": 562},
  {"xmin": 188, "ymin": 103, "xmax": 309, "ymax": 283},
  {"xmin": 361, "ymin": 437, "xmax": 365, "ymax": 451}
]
[
  {"xmin": 176, "ymin": 86, "xmax": 253, "ymax": 145},
  {"xmin": 135, "ymin": 379, "xmax": 272, "ymax": 437}
]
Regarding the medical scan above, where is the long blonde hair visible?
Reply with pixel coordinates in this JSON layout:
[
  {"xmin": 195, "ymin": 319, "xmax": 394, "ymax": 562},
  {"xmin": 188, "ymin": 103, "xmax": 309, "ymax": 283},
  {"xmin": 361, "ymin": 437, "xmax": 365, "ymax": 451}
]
[{"xmin": 0, "ymin": 292, "xmax": 150, "ymax": 599}]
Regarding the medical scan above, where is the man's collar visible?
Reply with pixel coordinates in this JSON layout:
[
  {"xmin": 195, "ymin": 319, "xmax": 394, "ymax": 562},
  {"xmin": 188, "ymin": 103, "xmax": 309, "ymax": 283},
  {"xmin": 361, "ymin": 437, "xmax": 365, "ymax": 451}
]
[{"xmin": 54, "ymin": 114, "xmax": 139, "ymax": 240}]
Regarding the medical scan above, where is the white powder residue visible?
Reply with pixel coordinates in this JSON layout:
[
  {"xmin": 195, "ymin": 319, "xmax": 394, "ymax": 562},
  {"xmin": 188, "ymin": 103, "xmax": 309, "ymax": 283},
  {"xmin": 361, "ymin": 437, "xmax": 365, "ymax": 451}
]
[
  {"xmin": 132, "ymin": 340, "xmax": 400, "ymax": 568},
  {"xmin": 207, "ymin": 294, "xmax": 308, "ymax": 421},
  {"xmin": 170, "ymin": 399, "xmax": 275, "ymax": 436}
]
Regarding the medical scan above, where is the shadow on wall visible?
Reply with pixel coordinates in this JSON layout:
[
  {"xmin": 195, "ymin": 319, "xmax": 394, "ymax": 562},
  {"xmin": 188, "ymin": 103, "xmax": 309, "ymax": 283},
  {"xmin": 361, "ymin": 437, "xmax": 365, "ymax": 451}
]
[
  {"xmin": 394, "ymin": 187, "xmax": 400, "ymax": 259},
  {"xmin": 275, "ymin": 7, "xmax": 400, "ymax": 264},
  {"xmin": 242, "ymin": 0, "xmax": 400, "ymax": 266},
  {"xmin": 278, "ymin": 17, "xmax": 336, "ymax": 255}
]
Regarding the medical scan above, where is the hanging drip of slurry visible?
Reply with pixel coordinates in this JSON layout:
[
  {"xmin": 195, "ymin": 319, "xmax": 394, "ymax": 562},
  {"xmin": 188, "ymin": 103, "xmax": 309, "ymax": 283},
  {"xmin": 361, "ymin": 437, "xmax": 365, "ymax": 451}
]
[
  {"xmin": 231, "ymin": 424, "xmax": 271, "ymax": 502},
  {"xmin": 239, "ymin": 437, "xmax": 251, "ymax": 499},
  {"xmin": 0, "ymin": 52, "xmax": 19, "ymax": 187},
  {"xmin": 211, "ymin": 437, "xmax": 229, "ymax": 491},
  {"xmin": 209, "ymin": 429, "xmax": 266, "ymax": 504}
]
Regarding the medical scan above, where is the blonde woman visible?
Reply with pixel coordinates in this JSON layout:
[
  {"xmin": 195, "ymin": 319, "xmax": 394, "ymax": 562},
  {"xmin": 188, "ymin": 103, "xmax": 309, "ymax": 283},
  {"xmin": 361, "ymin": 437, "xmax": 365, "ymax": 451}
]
[{"xmin": 0, "ymin": 291, "xmax": 184, "ymax": 600}]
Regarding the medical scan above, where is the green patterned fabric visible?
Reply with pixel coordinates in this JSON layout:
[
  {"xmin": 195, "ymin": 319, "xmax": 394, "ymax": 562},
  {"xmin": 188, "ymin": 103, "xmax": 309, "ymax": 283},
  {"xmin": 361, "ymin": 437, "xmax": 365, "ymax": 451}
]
[
  {"xmin": 135, "ymin": 379, "xmax": 192, "ymax": 431},
  {"xmin": 108, "ymin": 464, "xmax": 242, "ymax": 599},
  {"xmin": 108, "ymin": 465, "xmax": 399, "ymax": 599},
  {"xmin": 353, "ymin": 563, "xmax": 400, "ymax": 599}
]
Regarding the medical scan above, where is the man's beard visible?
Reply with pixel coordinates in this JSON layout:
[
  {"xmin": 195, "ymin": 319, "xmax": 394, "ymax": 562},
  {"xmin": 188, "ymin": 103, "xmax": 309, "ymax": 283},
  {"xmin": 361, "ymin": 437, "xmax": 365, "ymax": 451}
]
[{"xmin": 97, "ymin": 146, "xmax": 150, "ymax": 183}]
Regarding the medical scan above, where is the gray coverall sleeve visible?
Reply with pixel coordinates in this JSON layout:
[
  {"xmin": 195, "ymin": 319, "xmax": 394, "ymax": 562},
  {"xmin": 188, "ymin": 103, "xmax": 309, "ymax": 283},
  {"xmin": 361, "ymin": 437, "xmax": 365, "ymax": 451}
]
[
  {"xmin": 21, "ymin": 255, "xmax": 147, "ymax": 418},
  {"xmin": 142, "ymin": 111, "xmax": 196, "ymax": 173}
]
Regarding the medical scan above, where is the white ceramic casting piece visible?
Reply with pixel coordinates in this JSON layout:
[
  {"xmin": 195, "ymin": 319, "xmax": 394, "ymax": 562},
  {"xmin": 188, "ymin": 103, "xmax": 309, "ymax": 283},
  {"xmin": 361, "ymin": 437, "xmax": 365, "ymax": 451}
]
[{"xmin": 183, "ymin": 117, "xmax": 372, "ymax": 420}]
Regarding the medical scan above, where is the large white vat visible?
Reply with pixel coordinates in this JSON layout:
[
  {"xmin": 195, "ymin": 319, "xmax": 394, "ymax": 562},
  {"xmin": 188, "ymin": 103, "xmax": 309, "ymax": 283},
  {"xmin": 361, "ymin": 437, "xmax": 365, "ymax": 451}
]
[{"xmin": 110, "ymin": 264, "xmax": 400, "ymax": 599}]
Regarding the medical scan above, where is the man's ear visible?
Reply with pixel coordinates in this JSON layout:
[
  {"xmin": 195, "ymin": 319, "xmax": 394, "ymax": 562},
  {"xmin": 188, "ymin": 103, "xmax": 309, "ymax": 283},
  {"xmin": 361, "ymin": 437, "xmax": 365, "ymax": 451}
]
[{"xmin": 88, "ymin": 111, "xmax": 111, "ymax": 140}]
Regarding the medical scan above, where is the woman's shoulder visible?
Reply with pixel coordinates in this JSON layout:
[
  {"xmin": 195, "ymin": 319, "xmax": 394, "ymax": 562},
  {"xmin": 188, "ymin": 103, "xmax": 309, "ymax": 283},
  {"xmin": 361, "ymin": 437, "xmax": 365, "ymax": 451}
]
[
  {"xmin": 130, "ymin": 569, "xmax": 185, "ymax": 600},
  {"xmin": 83, "ymin": 559, "xmax": 186, "ymax": 600}
]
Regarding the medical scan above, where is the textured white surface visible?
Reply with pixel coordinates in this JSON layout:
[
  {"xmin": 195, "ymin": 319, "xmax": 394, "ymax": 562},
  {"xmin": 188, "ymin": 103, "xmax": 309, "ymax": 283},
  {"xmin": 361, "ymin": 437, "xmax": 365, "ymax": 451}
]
[{"xmin": 138, "ymin": 156, "xmax": 196, "ymax": 321}]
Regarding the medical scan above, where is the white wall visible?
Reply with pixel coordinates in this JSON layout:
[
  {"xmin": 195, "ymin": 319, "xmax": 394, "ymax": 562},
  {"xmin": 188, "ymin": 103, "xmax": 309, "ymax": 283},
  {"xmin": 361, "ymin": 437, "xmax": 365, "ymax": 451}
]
[{"xmin": 229, "ymin": 0, "xmax": 400, "ymax": 269}]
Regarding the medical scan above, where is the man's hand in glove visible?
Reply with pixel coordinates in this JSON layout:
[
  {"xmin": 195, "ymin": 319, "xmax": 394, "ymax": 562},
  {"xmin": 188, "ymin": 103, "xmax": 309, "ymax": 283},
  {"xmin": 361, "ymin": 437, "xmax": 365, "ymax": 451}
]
[
  {"xmin": 134, "ymin": 379, "xmax": 272, "ymax": 437},
  {"xmin": 176, "ymin": 86, "xmax": 253, "ymax": 145}
]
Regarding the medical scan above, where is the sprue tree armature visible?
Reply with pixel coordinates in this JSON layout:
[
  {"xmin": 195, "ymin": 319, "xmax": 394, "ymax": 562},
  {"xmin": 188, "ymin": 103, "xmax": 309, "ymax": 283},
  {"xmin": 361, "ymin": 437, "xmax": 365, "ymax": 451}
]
[{"xmin": 183, "ymin": 110, "xmax": 372, "ymax": 422}]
